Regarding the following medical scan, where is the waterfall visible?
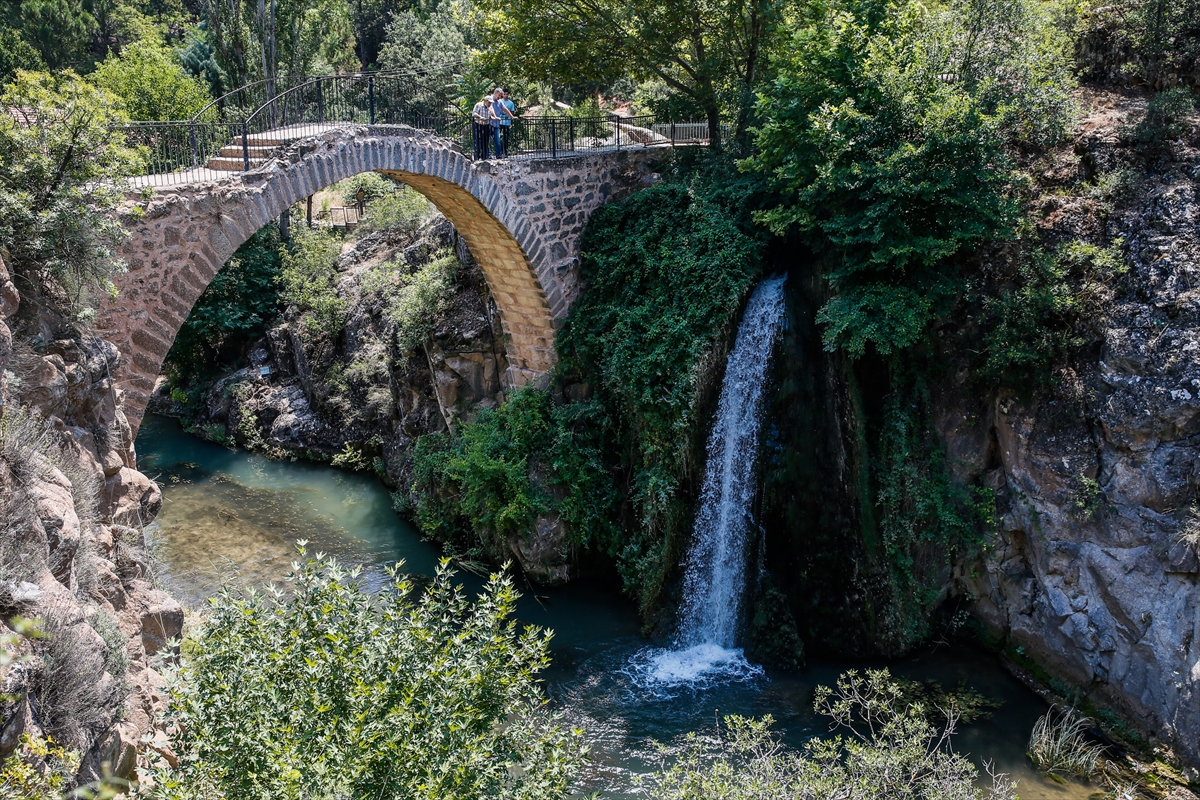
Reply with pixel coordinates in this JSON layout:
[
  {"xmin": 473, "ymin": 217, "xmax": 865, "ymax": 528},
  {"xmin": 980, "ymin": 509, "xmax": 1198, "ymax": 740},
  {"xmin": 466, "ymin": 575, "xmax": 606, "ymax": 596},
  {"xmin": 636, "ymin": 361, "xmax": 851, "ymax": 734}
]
[{"xmin": 632, "ymin": 275, "xmax": 787, "ymax": 688}]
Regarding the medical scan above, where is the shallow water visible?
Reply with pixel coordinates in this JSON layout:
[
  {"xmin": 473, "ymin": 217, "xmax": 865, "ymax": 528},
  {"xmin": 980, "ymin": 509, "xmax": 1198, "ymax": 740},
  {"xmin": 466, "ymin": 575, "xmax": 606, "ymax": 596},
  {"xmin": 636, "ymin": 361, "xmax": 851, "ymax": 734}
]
[{"xmin": 137, "ymin": 413, "xmax": 1094, "ymax": 799}]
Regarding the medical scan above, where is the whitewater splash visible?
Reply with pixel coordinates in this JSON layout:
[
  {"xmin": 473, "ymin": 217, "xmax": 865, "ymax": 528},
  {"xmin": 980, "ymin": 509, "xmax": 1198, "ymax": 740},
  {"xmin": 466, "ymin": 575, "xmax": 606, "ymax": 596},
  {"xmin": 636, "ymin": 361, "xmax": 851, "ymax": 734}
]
[{"xmin": 634, "ymin": 276, "xmax": 788, "ymax": 689}]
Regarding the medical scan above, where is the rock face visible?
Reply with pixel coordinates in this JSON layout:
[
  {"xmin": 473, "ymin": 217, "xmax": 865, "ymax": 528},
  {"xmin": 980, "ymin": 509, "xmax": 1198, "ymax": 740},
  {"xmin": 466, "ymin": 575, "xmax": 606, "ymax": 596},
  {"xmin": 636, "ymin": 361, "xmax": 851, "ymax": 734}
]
[
  {"xmin": 185, "ymin": 215, "xmax": 570, "ymax": 578},
  {"xmin": 938, "ymin": 93, "xmax": 1200, "ymax": 774},
  {"xmin": 0, "ymin": 251, "xmax": 180, "ymax": 782}
]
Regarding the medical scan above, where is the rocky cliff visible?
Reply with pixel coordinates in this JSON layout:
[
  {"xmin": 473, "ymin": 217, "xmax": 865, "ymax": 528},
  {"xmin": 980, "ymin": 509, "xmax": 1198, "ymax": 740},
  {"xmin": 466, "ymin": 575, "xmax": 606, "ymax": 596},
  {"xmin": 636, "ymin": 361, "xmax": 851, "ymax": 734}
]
[
  {"xmin": 0, "ymin": 252, "xmax": 182, "ymax": 783},
  {"xmin": 183, "ymin": 214, "xmax": 509, "ymax": 514},
  {"xmin": 944, "ymin": 90, "xmax": 1200, "ymax": 775}
]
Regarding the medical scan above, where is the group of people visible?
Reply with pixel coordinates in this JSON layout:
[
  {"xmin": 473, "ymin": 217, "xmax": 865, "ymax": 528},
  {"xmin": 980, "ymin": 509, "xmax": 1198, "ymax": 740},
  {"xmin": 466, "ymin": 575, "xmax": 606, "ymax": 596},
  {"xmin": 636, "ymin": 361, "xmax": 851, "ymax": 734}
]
[{"xmin": 472, "ymin": 88, "xmax": 515, "ymax": 160}]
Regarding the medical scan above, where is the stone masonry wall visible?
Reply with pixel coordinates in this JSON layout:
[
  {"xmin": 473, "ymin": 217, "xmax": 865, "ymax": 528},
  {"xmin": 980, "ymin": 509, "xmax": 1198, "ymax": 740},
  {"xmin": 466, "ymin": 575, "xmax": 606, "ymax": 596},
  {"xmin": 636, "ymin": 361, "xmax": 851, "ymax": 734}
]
[{"xmin": 97, "ymin": 125, "xmax": 664, "ymax": 434}]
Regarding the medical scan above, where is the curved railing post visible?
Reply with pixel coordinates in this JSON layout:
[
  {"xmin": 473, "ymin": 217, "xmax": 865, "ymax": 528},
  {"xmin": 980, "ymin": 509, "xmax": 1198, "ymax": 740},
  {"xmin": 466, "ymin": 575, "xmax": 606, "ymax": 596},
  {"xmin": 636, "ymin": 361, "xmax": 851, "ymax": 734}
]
[
  {"xmin": 368, "ymin": 75, "xmax": 376, "ymax": 125},
  {"xmin": 242, "ymin": 122, "xmax": 250, "ymax": 171},
  {"xmin": 317, "ymin": 80, "xmax": 324, "ymax": 123},
  {"xmin": 189, "ymin": 122, "xmax": 198, "ymax": 168}
]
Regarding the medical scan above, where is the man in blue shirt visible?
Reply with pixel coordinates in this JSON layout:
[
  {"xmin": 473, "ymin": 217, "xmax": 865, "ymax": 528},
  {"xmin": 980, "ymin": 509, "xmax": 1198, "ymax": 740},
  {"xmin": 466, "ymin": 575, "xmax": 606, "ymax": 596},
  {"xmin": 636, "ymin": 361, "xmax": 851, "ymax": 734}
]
[
  {"xmin": 499, "ymin": 89, "xmax": 516, "ymax": 157},
  {"xmin": 491, "ymin": 88, "xmax": 514, "ymax": 158}
]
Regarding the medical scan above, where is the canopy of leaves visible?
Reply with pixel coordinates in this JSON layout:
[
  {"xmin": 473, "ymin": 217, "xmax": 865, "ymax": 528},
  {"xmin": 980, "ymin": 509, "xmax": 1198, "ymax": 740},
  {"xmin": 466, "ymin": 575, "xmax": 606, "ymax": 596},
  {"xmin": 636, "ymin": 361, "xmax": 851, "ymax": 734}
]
[
  {"xmin": 16, "ymin": 0, "xmax": 97, "ymax": 70},
  {"xmin": 142, "ymin": 550, "xmax": 585, "ymax": 800},
  {"xmin": 91, "ymin": 39, "xmax": 212, "ymax": 120},
  {"xmin": 747, "ymin": 0, "xmax": 1074, "ymax": 357},
  {"xmin": 279, "ymin": 225, "xmax": 346, "ymax": 342},
  {"xmin": 0, "ymin": 70, "xmax": 136, "ymax": 316},
  {"xmin": 0, "ymin": 27, "xmax": 46, "ymax": 84},
  {"xmin": 475, "ymin": 0, "xmax": 784, "ymax": 137}
]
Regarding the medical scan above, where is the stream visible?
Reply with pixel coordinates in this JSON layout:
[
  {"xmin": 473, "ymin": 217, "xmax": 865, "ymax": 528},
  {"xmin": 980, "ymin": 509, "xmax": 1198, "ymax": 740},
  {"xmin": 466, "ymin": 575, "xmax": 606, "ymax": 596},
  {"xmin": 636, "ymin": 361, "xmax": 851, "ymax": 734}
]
[{"xmin": 136, "ymin": 412, "xmax": 1094, "ymax": 799}]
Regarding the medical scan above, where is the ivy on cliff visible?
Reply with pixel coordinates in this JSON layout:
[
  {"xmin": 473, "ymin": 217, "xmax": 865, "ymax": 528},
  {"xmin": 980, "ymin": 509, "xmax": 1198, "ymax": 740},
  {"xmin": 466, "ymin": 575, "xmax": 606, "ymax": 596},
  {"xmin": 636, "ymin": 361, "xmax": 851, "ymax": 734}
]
[
  {"xmin": 555, "ymin": 179, "xmax": 765, "ymax": 614},
  {"xmin": 411, "ymin": 388, "xmax": 619, "ymax": 559}
]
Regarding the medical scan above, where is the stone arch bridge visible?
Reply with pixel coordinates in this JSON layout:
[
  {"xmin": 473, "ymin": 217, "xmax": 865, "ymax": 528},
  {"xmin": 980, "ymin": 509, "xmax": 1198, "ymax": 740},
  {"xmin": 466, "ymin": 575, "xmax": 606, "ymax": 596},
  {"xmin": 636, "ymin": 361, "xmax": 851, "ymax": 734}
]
[{"xmin": 96, "ymin": 125, "xmax": 664, "ymax": 431}]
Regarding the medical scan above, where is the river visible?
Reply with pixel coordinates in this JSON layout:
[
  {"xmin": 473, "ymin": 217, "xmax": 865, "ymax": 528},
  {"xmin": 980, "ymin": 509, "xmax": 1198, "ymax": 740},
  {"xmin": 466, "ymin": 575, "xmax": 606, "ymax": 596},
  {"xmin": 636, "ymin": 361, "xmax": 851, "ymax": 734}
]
[{"xmin": 136, "ymin": 412, "xmax": 1093, "ymax": 799}]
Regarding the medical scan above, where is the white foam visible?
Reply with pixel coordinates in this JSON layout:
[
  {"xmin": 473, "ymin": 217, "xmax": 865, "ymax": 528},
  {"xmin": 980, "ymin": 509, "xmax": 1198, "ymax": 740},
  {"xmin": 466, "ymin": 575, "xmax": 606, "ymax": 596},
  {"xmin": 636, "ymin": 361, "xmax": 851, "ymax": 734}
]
[{"xmin": 627, "ymin": 643, "xmax": 764, "ymax": 691}]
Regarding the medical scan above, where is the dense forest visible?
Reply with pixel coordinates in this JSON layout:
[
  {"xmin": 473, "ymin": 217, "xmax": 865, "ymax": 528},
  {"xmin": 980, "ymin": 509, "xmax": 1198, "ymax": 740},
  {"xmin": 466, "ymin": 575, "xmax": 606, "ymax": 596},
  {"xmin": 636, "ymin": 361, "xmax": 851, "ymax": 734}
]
[{"xmin": 1, "ymin": 0, "xmax": 1199, "ymax": 795}]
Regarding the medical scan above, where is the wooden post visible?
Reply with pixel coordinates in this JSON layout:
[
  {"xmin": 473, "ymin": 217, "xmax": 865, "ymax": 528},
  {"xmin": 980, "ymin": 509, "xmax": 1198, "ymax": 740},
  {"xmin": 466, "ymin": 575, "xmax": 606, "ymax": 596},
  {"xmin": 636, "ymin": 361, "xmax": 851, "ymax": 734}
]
[
  {"xmin": 306, "ymin": 195, "xmax": 313, "ymax": 227},
  {"xmin": 279, "ymin": 209, "xmax": 290, "ymax": 242}
]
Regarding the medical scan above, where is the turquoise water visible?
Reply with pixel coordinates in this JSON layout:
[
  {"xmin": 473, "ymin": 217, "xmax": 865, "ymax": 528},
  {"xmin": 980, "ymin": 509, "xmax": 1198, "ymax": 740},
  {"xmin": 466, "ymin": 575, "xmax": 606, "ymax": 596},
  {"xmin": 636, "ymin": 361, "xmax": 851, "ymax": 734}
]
[{"xmin": 137, "ymin": 413, "xmax": 1092, "ymax": 798}]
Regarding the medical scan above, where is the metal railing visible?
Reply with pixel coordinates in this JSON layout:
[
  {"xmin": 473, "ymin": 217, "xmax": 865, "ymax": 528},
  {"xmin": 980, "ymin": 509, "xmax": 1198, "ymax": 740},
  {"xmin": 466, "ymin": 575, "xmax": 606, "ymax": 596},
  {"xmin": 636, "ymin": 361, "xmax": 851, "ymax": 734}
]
[{"xmin": 112, "ymin": 72, "xmax": 716, "ymax": 186}]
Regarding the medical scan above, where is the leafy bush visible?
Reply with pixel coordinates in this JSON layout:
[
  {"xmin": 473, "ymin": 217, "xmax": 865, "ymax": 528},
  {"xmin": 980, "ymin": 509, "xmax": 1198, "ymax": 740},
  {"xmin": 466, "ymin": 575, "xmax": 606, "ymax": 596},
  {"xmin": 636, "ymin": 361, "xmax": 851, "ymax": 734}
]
[
  {"xmin": 38, "ymin": 612, "xmax": 130, "ymax": 754},
  {"xmin": 1125, "ymin": 87, "xmax": 1196, "ymax": 154},
  {"xmin": 0, "ymin": 70, "xmax": 137, "ymax": 317},
  {"xmin": 356, "ymin": 184, "xmax": 432, "ymax": 237},
  {"xmin": 280, "ymin": 225, "xmax": 346, "ymax": 343},
  {"xmin": 555, "ymin": 181, "xmax": 763, "ymax": 611},
  {"xmin": 1028, "ymin": 707, "xmax": 1105, "ymax": 777},
  {"xmin": 980, "ymin": 238, "xmax": 1126, "ymax": 387},
  {"xmin": 0, "ymin": 734, "xmax": 80, "ymax": 800},
  {"xmin": 141, "ymin": 550, "xmax": 584, "ymax": 800},
  {"xmin": 366, "ymin": 249, "xmax": 459, "ymax": 352},
  {"xmin": 163, "ymin": 225, "xmax": 283, "ymax": 390},
  {"xmin": 748, "ymin": 0, "xmax": 1073, "ymax": 358},
  {"xmin": 412, "ymin": 388, "xmax": 618, "ymax": 555},
  {"xmin": 647, "ymin": 669, "xmax": 1017, "ymax": 800},
  {"xmin": 91, "ymin": 39, "xmax": 212, "ymax": 121}
]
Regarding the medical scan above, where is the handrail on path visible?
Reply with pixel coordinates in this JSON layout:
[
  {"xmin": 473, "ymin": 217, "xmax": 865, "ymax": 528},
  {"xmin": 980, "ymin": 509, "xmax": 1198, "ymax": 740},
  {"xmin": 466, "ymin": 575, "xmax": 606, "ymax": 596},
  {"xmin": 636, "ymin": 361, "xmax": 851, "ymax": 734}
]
[{"xmin": 113, "ymin": 71, "xmax": 714, "ymax": 186}]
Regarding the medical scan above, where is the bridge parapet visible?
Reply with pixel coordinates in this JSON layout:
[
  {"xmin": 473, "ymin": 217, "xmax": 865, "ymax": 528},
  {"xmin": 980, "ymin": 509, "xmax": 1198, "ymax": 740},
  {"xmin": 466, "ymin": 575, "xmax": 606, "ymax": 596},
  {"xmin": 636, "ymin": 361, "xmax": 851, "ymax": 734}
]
[{"xmin": 97, "ymin": 125, "xmax": 664, "ymax": 432}]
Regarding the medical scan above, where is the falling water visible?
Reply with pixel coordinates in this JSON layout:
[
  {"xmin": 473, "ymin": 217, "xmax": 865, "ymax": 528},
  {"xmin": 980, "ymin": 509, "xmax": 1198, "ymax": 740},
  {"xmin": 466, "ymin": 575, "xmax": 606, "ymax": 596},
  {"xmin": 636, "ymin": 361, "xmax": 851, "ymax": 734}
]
[{"xmin": 633, "ymin": 275, "xmax": 788, "ymax": 688}]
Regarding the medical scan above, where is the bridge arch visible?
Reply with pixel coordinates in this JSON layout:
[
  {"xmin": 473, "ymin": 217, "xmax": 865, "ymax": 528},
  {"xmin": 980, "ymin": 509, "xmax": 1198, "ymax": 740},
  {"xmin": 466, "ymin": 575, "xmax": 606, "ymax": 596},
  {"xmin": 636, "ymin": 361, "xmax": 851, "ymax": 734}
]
[{"xmin": 96, "ymin": 125, "xmax": 661, "ymax": 431}]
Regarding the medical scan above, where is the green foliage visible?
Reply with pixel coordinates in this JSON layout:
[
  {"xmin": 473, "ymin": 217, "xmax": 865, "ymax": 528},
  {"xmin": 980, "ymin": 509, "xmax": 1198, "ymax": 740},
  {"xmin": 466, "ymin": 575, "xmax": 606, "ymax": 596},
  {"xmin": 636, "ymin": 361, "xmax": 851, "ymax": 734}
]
[
  {"xmin": 476, "ymin": 0, "xmax": 785, "ymax": 138},
  {"xmin": 873, "ymin": 369, "xmax": 985, "ymax": 651},
  {"xmin": 142, "ymin": 549, "xmax": 584, "ymax": 800},
  {"xmin": 280, "ymin": 225, "xmax": 346, "ymax": 343},
  {"xmin": 748, "ymin": 0, "xmax": 1074, "ymax": 358},
  {"xmin": 372, "ymin": 250, "xmax": 459, "ymax": 352},
  {"xmin": 556, "ymin": 181, "xmax": 763, "ymax": 610},
  {"xmin": 412, "ymin": 388, "xmax": 619, "ymax": 555},
  {"xmin": 0, "ymin": 27, "xmax": 45, "ymax": 84},
  {"xmin": 980, "ymin": 238, "xmax": 1126, "ymax": 387},
  {"xmin": 17, "ymin": 0, "xmax": 97, "ymax": 70},
  {"xmin": 355, "ymin": 183, "xmax": 432, "ymax": 237},
  {"xmin": 1125, "ymin": 87, "xmax": 1196, "ymax": 154},
  {"xmin": 91, "ymin": 38, "xmax": 212, "ymax": 121},
  {"xmin": 0, "ymin": 70, "xmax": 137, "ymax": 317},
  {"xmin": 164, "ymin": 225, "xmax": 283, "ymax": 389},
  {"xmin": 646, "ymin": 669, "xmax": 1017, "ymax": 800},
  {"xmin": 378, "ymin": 7, "xmax": 469, "ymax": 112},
  {"xmin": 0, "ymin": 734, "xmax": 81, "ymax": 800}
]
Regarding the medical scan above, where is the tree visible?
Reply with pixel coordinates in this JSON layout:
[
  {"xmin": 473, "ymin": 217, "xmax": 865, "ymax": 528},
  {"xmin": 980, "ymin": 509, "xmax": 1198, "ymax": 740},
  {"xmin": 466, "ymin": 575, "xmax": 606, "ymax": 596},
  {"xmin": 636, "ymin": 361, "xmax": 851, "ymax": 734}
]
[
  {"xmin": 92, "ymin": 39, "xmax": 213, "ymax": 120},
  {"xmin": 378, "ymin": 7, "xmax": 468, "ymax": 111},
  {"xmin": 163, "ymin": 226, "xmax": 283, "ymax": 388},
  {"xmin": 0, "ymin": 71, "xmax": 137, "ymax": 317},
  {"xmin": 18, "ymin": 0, "xmax": 97, "ymax": 70},
  {"xmin": 474, "ymin": 0, "xmax": 786, "ymax": 142},
  {"xmin": 648, "ymin": 669, "xmax": 1018, "ymax": 800},
  {"xmin": 745, "ymin": 0, "xmax": 1073, "ymax": 357},
  {"xmin": 0, "ymin": 27, "xmax": 45, "ymax": 84},
  {"xmin": 141, "ymin": 550, "xmax": 585, "ymax": 800}
]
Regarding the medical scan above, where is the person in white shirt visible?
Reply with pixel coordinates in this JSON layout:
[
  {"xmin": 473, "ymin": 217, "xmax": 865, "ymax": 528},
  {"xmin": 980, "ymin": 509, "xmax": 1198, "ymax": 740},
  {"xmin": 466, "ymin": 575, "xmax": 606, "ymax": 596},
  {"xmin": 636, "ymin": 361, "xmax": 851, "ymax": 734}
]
[{"xmin": 472, "ymin": 96, "xmax": 493, "ymax": 159}]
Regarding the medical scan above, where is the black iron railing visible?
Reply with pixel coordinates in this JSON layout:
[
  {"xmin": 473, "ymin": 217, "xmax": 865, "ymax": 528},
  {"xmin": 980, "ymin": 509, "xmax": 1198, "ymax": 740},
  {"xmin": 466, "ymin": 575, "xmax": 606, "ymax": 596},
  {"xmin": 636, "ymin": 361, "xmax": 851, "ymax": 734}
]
[{"xmin": 112, "ymin": 72, "xmax": 716, "ymax": 186}]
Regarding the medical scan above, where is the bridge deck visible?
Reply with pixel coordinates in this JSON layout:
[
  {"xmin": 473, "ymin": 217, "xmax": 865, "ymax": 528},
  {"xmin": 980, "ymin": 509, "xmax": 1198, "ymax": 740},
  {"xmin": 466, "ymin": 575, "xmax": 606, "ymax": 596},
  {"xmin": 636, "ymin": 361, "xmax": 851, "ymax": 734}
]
[{"xmin": 126, "ymin": 123, "xmax": 678, "ymax": 189}]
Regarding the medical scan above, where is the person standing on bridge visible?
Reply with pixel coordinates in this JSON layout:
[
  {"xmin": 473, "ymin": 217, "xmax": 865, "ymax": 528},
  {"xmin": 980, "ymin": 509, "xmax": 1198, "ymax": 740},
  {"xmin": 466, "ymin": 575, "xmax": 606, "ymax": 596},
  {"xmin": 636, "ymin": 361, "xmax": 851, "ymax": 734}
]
[
  {"xmin": 489, "ymin": 88, "xmax": 508, "ymax": 159},
  {"xmin": 493, "ymin": 88, "xmax": 515, "ymax": 157},
  {"xmin": 472, "ymin": 96, "xmax": 493, "ymax": 159}
]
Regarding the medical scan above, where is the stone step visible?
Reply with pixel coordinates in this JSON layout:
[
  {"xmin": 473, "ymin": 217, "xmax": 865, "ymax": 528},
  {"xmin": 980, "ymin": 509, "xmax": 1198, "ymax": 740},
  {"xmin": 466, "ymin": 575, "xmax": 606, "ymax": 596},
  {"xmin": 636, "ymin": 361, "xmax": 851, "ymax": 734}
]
[
  {"xmin": 218, "ymin": 144, "xmax": 278, "ymax": 158},
  {"xmin": 205, "ymin": 156, "xmax": 269, "ymax": 171}
]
